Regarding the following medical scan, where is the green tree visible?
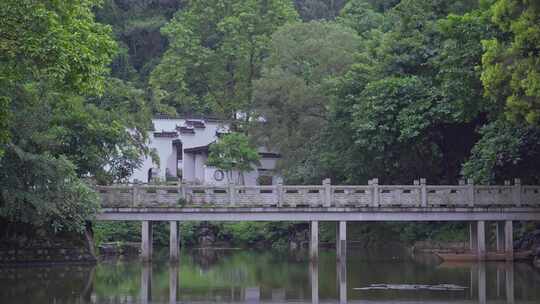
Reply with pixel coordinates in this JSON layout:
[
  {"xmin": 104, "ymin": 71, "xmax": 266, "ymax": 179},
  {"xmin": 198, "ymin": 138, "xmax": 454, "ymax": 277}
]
[
  {"xmin": 149, "ymin": 0, "xmax": 298, "ymax": 120},
  {"xmin": 324, "ymin": 0, "xmax": 486, "ymax": 184},
  {"xmin": 293, "ymin": 0, "xmax": 347, "ymax": 21},
  {"xmin": 0, "ymin": 0, "xmax": 153, "ymax": 235},
  {"xmin": 95, "ymin": 0, "xmax": 182, "ymax": 84},
  {"xmin": 481, "ymin": 0, "xmax": 540, "ymax": 125},
  {"xmin": 207, "ymin": 133, "xmax": 260, "ymax": 184},
  {"xmin": 0, "ymin": 0, "xmax": 116, "ymax": 157},
  {"xmin": 251, "ymin": 21, "xmax": 361, "ymax": 183},
  {"xmin": 337, "ymin": 0, "xmax": 384, "ymax": 37}
]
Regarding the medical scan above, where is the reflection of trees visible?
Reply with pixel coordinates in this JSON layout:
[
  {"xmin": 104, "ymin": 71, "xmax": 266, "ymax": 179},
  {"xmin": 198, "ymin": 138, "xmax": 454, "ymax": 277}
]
[
  {"xmin": 0, "ymin": 265, "xmax": 94, "ymax": 304},
  {"xmin": 191, "ymin": 248, "xmax": 229, "ymax": 271}
]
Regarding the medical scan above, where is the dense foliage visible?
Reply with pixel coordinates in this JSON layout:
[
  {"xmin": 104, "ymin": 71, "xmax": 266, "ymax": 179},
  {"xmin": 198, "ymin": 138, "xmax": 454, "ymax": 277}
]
[
  {"xmin": 248, "ymin": 0, "xmax": 540, "ymax": 185},
  {"xmin": 0, "ymin": 0, "xmax": 153, "ymax": 236},
  {"xmin": 2, "ymin": 0, "xmax": 540, "ymax": 244},
  {"xmin": 150, "ymin": 0, "xmax": 298, "ymax": 120}
]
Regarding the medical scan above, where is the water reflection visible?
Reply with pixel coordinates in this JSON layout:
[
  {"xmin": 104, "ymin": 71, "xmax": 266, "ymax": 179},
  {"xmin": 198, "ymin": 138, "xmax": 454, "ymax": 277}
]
[{"xmin": 1, "ymin": 247, "xmax": 540, "ymax": 303}]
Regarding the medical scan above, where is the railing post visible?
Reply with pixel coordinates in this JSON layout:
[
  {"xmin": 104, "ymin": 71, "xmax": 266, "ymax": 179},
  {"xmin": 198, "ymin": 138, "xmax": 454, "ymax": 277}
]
[
  {"xmin": 323, "ymin": 178, "xmax": 332, "ymax": 207},
  {"xmin": 513, "ymin": 179, "xmax": 521, "ymax": 207},
  {"xmin": 276, "ymin": 181, "xmax": 283, "ymax": 207},
  {"xmin": 132, "ymin": 183, "xmax": 139, "ymax": 207},
  {"xmin": 414, "ymin": 180, "xmax": 420, "ymax": 207},
  {"xmin": 420, "ymin": 178, "xmax": 427, "ymax": 207},
  {"xmin": 371, "ymin": 178, "xmax": 379, "ymax": 207},
  {"xmin": 467, "ymin": 178, "xmax": 475, "ymax": 207},
  {"xmin": 368, "ymin": 180, "xmax": 373, "ymax": 206},
  {"xmin": 459, "ymin": 180, "xmax": 465, "ymax": 205},
  {"xmin": 180, "ymin": 181, "xmax": 187, "ymax": 202},
  {"xmin": 229, "ymin": 182, "xmax": 236, "ymax": 206}
]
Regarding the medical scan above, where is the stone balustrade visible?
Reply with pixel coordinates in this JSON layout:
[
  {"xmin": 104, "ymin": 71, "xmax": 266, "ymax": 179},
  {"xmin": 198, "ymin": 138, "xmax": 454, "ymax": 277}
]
[{"xmin": 96, "ymin": 178, "xmax": 540, "ymax": 209}]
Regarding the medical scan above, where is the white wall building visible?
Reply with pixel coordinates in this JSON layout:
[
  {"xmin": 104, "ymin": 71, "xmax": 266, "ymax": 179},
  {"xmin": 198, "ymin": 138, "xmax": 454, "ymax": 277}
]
[{"xmin": 129, "ymin": 116, "xmax": 281, "ymax": 186}]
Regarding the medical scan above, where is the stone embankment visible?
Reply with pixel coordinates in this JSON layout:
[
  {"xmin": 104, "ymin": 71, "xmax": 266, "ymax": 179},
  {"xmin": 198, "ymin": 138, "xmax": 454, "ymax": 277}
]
[{"xmin": 0, "ymin": 238, "xmax": 95, "ymax": 265}]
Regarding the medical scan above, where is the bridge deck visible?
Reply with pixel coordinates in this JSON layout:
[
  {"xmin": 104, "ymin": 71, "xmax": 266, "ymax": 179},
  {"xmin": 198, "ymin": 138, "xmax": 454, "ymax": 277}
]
[{"xmin": 97, "ymin": 206, "xmax": 540, "ymax": 221}]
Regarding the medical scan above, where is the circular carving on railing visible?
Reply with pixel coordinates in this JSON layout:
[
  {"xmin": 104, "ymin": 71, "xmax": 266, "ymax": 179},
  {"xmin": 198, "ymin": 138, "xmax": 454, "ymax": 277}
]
[{"xmin": 214, "ymin": 170, "xmax": 225, "ymax": 181}]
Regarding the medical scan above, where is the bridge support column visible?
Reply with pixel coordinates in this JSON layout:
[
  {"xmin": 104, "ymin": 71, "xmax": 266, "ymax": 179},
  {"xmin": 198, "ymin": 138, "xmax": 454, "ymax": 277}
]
[
  {"xmin": 505, "ymin": 220, "xmax": 514, "ymax": 261},
  {"xmin": 310, "ymin": 221, "xmax": 319, "ymax": 261},
  {"xmin": 496, "ymin": 221, "xmax": 505, "ymax": 252},
  {"xmin": 469, "ymin": 222, "xmax": 478, "ymax": 253},
  {"xmin": 170, "ymin": 221, "xmax": 180, "ymax": 262},
  {"xmin": 336, "ymin": 221, "xmax": 346, "ymax": 261},
  {"xmin": 141, "ymin": 221, "xmax": 153, "ymax": 262},
  {"xmin": 477, "ymin": 221, "xmax": 486, "ymax": 260}
]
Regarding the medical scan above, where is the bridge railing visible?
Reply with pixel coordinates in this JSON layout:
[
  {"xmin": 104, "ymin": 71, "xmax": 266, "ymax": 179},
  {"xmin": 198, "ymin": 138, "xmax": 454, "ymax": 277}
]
[{"xmin": 96, "ymin": 178, "xmax": 540, "ymax": 208}]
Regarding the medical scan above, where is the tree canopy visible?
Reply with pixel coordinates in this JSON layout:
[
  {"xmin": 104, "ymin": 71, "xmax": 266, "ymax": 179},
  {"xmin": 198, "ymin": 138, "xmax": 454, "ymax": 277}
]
[
  {"xmin": 2, "ymin": 0, "xmax": 540, "ymax": 236},
  {"xmin": 481, "ymin": 0, "xmax": 540, "ymax": 125},
  {"xmin": 0, "ymin": 0, "xmax": 154, "ymax": 235},
  {"xmin": 150, "ymin": 0, "xmax": 298, "ymax": 120}
]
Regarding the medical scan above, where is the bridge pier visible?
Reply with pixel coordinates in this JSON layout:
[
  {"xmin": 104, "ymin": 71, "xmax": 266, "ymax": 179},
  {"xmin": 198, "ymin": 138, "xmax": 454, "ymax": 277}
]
[
  {"xmin": 310, "ymin": 221, "xmax": 318, "ymax": 261},
  {"xmin": 170, "ymin": 221, "xmax": 180, "ymax": 262},
  {"xmin": 141, "ymin": 221, "xmax": 153, "ymax": 262},
  {"xmin": 477, "ymin": 221, "xmax": 486, "ymax": 260},
  {"xmin": 470, "ymin": 221, "xmax": 487, "ymax": 260},
  {"xmin": 505, "ymin": 220, "xmax": 514, "ymax": 261},
  {"xmin": 471, "ymin": 220, "xmax": 513, "ymax": 261},
  {"xmin": 336, "ymin": 221, "xmax": 347, "ymax": 261},
  {"xmin": 470, "ymin": 222, "xmax": 478, "ymax": 253},
  {"xmin": 496, "ymin": 221, "xmax": 505, "ymax": 252}
]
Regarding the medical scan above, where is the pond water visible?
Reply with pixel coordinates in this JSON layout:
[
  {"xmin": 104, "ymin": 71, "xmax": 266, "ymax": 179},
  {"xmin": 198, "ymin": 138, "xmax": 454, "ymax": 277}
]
[{"xmin": 1, "ymin": 246, "xmax": 540, "ymax": 303}]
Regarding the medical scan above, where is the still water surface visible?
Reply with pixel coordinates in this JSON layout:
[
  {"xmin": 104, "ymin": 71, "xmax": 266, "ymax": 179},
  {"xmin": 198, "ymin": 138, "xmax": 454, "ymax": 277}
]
[{"xmin": 1, "ymin": 246, "xmax": 540, "ymax": 303}]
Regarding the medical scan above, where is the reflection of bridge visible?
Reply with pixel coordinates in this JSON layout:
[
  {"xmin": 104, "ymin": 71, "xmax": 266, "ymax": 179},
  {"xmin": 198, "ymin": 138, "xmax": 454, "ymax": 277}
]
[
  {"xmin": 139, "ymin": 259, "xmax": 522, "ymax": 304},
  {"xmin": 95, "ymin": 179, "xmax": 540, "ymax": 261}
]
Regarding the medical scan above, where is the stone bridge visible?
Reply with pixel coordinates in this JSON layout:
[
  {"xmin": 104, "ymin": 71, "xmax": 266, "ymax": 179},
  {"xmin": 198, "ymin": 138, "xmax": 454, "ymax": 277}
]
[{"xmin": 95, "ymin": 178, "xmax": 540, "ymax": 262}]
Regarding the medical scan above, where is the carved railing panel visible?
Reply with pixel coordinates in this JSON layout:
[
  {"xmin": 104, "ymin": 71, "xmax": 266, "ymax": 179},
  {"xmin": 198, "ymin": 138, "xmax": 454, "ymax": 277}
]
[
  {"xmin": 426, "ymin": 186, "xmax": 467, "ymax": 207},
  {"xmin": 332, "ymin": 186, "xmax": 370, "ymax": 207},
  {"xmin": 379, "ymin": 186, "xmax": 420, "ymax": 207},
  {"xmin": 96, "ymin": 180, "xmax": 540, "ymax": 209},
  {"xmin": 475, "ymin": 186, "xmax": 513, "ymax": 206},
  {"xmin": 236, "ymin": 186, "xmax": 276, "ymax": 206},
  {"xmin": 522, "ymin": 186, "xmax": 540, "ymax": 207},
  {"xmin": 187, "ymin": 186, "xmax": 229, "ymax": 205}
]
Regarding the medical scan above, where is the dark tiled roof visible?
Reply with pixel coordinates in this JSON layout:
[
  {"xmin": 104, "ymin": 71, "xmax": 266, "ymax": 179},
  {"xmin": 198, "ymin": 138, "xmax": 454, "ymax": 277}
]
[
  {"xmin": 154, "ymin": 113, "xmax": 222, "ymax": 122},
  {"xmin": 154, "ymin": 131, "xmax": 178, "ymax": 138},
  {"xmin": 177, "ymin": 126, "xmax": 195, "ymax": 134},
  {"xmin": 186, "ymin": 120, "xmax": 206, "ymax": 128},
  {"xmin": 184, "ymin": 144, "xmax": 210, "ymax": 154}
]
